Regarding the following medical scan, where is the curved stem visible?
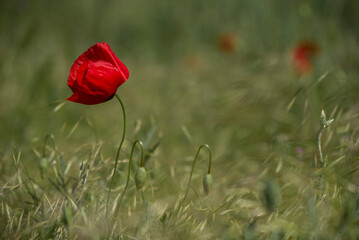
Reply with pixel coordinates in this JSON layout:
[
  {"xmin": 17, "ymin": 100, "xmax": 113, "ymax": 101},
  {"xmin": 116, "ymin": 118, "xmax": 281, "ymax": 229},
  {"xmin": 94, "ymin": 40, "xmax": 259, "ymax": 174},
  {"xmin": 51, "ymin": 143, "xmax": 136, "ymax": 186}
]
[
  {"xmin": 42, "ymin": 134, "xmax": 56, "ymax": 158},
  {"xmin": 317, "ymin": 127, "xmax": 324, "ymax": 167},
  {"xmin": 139, "ymin": 142, "xmax": 145, "ymax": 167},
  {"xmin": 179, "ymin": 144, "xmax": 212, "ymax": 209},
  {"xmin": 207, "ymin": 146, "xmax": 212, "ymax": 174},
  {"xmin": 106, "ymin": 94, "xmax": 127, "ymax": 215},
  {"xmin": 113, "ymin": 140, "xmax": 144, "ymax": 217}
]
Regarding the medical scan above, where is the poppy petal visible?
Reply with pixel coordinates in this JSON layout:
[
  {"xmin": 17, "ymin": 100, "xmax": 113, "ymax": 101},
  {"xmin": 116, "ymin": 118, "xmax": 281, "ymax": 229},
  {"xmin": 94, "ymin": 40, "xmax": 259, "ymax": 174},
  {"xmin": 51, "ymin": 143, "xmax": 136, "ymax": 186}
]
[
  {"xmin": 66, "ymin": 91, "xmax": 110, "ymax": 105},
  {"xmin": 66, "ymin": 42, "xmax": 129, "ymax": 105}
]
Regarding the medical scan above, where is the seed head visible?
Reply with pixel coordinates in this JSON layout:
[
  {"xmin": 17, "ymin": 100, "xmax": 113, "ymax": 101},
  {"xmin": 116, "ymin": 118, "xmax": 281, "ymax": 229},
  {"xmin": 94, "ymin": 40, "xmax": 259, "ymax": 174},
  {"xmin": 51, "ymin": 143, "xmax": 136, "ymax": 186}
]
[
  {"xmin": 320, "ymin": 110, "xmax": 327, "ymax": 126},
  {"xmin": 320, "ymin": 110, "xmax": 334, "ymax": 128}
]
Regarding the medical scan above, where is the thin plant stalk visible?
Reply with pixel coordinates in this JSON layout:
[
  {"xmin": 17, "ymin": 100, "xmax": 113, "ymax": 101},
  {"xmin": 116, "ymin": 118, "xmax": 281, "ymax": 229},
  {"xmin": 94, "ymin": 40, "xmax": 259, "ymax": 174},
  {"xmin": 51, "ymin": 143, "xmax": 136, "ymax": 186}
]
[
  {"xmin": 317, "ymin": 127, "xmax": 324, "ymax": 167},
  {"xmin": 179, "ymin": 144, "xmax": 212, "ymax": 209},
  {"xmin": 106, "ymin": 94, "xmax": 127, "ymax": 215},
  {"xmin": 42, "ymin": 134, "xmax": 56, "ymax": 158},
  {"xmin": 113, "ymin": 140, "xmax": 144, "ymax": 217},
  {"xmin": 316, "ymin": 110, "xmax": 334, "ymax": 168}
]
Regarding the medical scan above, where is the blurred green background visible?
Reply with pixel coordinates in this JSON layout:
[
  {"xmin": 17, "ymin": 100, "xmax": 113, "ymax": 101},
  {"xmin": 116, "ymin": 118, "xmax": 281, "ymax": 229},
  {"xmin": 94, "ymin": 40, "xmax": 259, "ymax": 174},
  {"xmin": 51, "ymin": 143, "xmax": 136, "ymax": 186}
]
[
  {"xmin": 1, "ymin": 0, "xmax": 358, "ymax": 158},
  {"xmin": 1, "ymin": 0, "xmax": 359, "ymax": 239}
]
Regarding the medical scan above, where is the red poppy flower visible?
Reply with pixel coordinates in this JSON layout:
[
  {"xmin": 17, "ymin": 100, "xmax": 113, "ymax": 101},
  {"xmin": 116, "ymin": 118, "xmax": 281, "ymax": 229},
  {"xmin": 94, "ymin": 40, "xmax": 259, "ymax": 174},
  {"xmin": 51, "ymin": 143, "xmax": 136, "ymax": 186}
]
[
  {"xmin": 66, "ymin": 42, "xmax": 129, "ymax": 105},
  {"xmin": 292, "ymin": 41, "xmax": 319, "ymax": 74},
  {"xmin": 218, "ymin": 32, "xmax": 237, "ymax": 53}
]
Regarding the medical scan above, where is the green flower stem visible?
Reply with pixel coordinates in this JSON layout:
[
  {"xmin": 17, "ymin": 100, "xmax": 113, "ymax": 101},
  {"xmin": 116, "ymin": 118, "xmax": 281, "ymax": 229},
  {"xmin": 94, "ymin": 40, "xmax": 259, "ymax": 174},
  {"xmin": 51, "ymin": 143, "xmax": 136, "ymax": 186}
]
[
  {"xmin": 42, "ymin": 134, "xmax": 56, "ymax": 158},
  {"xmin": 179, "ymin": 144, "xmax": 212, "ymax": 209},
  {"xmin": 207, "ymin": 147, "xmax": 212, "ymax": 174},
  {"xmin": 139, "ymin": 142, "xmax": 145, "ymax": 167},
  {"xmin": 113, "ymin": 140, "xmax": 144, "ymax": 217},
  {"xmin": 106, "ymin": 94, "xmax": 127, "ymax": 215}
]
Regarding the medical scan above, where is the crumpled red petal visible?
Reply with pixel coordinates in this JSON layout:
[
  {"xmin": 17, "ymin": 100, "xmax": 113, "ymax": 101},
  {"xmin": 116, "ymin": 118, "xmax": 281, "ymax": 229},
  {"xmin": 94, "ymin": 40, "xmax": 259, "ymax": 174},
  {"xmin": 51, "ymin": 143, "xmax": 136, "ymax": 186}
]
[
  {"xmin": 66, "ymin": 91, "xmax": 111, "ymax": 105},
  {"xmin": 66, "ymin": 42, "xmax": 129, "ymax": 105}
]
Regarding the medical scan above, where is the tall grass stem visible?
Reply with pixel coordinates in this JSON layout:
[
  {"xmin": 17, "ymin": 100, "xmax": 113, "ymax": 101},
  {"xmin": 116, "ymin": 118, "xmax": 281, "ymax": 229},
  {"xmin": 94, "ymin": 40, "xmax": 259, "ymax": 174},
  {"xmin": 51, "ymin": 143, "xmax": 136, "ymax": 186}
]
[
  {"xmin": 317, "ymin": 127, "xmax": 324, "ymax": 167},
  {"xmin": 113, "ymin": 140, "xmax": 144, "ymax": 217},
  {"xmin": 42, "ymin": 134, "xmax": 56, "ymax": 158}
]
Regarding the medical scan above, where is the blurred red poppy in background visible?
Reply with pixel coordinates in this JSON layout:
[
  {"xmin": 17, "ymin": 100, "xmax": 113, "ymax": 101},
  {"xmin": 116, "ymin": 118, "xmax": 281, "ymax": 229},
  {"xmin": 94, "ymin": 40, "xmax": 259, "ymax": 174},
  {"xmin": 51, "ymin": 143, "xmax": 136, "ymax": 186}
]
[
  {"xmin": 218, "ymin": 32, "xmax": 237, "ymax": 53},
  {"xmin": 292, "ymin": 40, "xmax": 319, "ymax": 75},
  {"xmin": 67, "ymin": 42, "xmax": 129, "ymax": 105}
]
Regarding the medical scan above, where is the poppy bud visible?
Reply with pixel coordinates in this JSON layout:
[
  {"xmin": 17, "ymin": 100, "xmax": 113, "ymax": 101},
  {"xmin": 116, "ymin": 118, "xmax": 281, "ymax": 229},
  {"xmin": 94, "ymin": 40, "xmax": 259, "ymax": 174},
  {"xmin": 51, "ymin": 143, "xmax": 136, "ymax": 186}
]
[
  {"xmin": 203, "ymin": 174, "xmax": 213, "ymax": 195},
  {"xmin": 135, "ymin": 167, "xmax": 147, "ymax": 190},
  {"xmin": 262, "ymin": 179, "xmax": 281, "ymax": 212},
  {"xmin": 39, "ymin": 157, "xmax": 48, "ymax": 178}
]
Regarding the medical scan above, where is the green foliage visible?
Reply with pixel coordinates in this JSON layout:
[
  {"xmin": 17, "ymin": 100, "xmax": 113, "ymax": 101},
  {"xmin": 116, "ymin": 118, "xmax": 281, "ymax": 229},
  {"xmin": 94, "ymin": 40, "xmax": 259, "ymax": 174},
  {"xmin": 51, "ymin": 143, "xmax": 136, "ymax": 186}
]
[{"xmin": 261, "ymin": 179, "xmax": 281, "ymax": 213}]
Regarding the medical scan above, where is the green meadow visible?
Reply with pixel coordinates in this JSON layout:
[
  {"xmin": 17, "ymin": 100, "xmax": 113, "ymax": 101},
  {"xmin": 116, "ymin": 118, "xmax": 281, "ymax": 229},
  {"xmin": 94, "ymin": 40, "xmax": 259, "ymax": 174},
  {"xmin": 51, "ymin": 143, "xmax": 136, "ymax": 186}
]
[{"xmin": 1, "ymin": 0, "xmax": 359, "ymax": 239}]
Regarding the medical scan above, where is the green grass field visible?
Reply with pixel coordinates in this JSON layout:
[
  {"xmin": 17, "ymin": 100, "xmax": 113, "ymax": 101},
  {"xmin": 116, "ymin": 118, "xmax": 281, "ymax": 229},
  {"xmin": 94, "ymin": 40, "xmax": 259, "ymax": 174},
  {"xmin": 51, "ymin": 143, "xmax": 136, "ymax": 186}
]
[{"xmin": 1, "ymin": 1, "xmax": 359, "ymax": 239}]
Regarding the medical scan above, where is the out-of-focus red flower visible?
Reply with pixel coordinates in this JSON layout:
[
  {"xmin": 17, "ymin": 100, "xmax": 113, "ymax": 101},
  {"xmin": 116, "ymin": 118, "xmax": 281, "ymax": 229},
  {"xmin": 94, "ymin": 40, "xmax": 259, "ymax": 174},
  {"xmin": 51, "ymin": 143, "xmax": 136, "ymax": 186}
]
[
  {"xmin": 67, "ymin": 42, "xmax": 129, "ymax": 105},
  {"xmin": 292, "ymin": 41, "xmax": 319, "ymax": 74},
  {"xmin": 218, "ymin": 33, "xmax": 237, "ymax": 53},
  {"xmin": 183, "ymin": 53, "xmax": 204, "ymax": 72}
]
